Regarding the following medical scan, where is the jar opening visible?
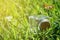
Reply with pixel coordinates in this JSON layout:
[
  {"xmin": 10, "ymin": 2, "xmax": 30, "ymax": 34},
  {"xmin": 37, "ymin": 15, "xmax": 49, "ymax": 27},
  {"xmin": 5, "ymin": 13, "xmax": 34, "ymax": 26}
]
[{"xmin": 40, "ymin": 22, "xmax": 50, "ymax": 30}]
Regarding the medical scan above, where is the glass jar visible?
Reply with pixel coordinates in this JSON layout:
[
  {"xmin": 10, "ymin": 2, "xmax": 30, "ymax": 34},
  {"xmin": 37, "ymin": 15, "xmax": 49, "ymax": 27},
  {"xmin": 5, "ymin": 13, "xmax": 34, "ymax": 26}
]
[{"xmin": 29, "ymin": 15, "xmax": 50, "ymax": 31}]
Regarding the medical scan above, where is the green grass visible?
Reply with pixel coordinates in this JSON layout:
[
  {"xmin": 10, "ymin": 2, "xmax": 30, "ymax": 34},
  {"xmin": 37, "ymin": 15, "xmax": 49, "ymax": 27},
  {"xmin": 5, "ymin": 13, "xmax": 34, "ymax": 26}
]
[{"xmin": 0, "ymin": 0, "xmax": 60, "ymax": 40}]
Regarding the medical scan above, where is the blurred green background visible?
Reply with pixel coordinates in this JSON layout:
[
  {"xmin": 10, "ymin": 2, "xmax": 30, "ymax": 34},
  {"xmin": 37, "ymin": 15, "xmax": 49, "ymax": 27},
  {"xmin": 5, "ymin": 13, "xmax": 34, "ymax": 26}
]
[{"xmin": 0, "ymin": 0, "xmax": 60, "ymax": 40}]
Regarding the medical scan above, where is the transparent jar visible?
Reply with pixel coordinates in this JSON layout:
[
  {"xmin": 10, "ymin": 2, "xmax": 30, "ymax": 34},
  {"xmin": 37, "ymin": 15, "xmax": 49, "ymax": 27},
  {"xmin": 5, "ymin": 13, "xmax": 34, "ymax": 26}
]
[{"xmin": 29, "ymin": 15, "xmax": 50, "ymax": 31}]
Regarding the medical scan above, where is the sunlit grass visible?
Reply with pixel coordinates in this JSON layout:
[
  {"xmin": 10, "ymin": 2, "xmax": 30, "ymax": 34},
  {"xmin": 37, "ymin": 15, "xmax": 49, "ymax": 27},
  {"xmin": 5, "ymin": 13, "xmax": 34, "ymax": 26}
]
[{"xmin": 0, "ymin": 0, "xmax": 60, "ymax": 40}]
